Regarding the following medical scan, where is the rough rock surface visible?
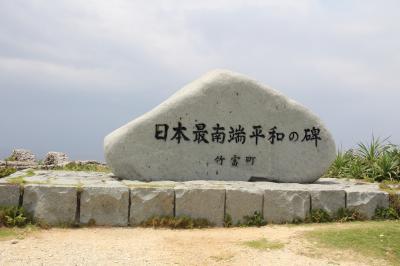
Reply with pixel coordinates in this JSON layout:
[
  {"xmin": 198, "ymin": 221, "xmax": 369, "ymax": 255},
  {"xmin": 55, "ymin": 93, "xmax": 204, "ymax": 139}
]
[
  {"xmin": 225, "ymin": 188, "xmax": 263, "ymax": 224},
  {"xmin": 0, "ymin": 184, "xmax": 20, "ymax": 207},
  {"xmin": 0, "ymin": 171, "xmax": 391, "ymax": 226},
  {"xmin": 8, "ymin": 149, "xmax": 36, "ymax": 162},
  {"xmin": 22, "ymin": 184, "xmax": 77, "ymax": 225},
  {"xmin": 346, "ymin": 189, "xmax": 389, "ymax": 219},
  {"xmin": 129, "ymin": 187, "xmax": 174, "ymax": 225},
  {"xmin": 310, "ymin": 189, "xmax": 346, "ymax": 215},
  {"xmin": 263, "ymin": 190, "xmax": 310, "ymax": 223},
  {"xmin": 43, "ymin": 152, "xmax": 69, "ymax": 166},
  {"xmin": 2, "ymin": 149, "xmax": 37, "ymax": 170},
  {"xmin": 175, "ymin": 187, "xmax": 225, "ymax": 226},
  {"xmin": 80, "ymin": 185, "xmax": 129, "ymax": 226},
  {"xmin": 104, "ymin": 69, "xmax": 336, "ymax": 183}
]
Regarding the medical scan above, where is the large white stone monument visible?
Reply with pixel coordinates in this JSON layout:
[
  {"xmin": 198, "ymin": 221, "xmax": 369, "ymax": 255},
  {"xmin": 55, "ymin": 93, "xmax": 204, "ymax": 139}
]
[{"xmin": 104, "ymin": 70, "xmax": 336, "ymax": 183}]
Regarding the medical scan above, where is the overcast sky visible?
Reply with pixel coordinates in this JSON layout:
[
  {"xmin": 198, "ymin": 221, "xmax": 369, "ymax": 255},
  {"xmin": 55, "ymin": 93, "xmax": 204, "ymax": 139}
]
[{"xmin": 1, "ymin": 0, "xmax": 399, "ymax": 161}]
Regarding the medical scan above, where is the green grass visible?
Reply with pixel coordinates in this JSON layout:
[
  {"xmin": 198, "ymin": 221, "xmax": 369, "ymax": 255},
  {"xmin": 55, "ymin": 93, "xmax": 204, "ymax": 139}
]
[
  {"xmin": 243, "ymin": 238, "xmax": 284, "ymax": 250},
  {"xmin": 326, "ymin": 136, "xmax": 400, "ymax": 182},
  {"xmin": 7, "ymin": 176, "xmax": 26, "ymax": 185},
  {"xmin": 0, "ymin": 167, "xmax": 17, "ymax": 178},
  {"xmin": 0, "ymin": 225, "xmax": 37, "ymax": 241},
  {"xmin": 0, "ymin": 228, "xmax": 17, "ymax": 239},
  {"xmin": 54, "ymin": 162, "xmax": 111, "ymax": 172},
  {"xmin": 140, "ymin": 215, "xmax": 213, "ymax": 229},
  {"xmin": 6, "ymin": 170, "xmax": 36, "ymax": 185},
  {"xmin": 306, "ymin": 221, "xmax": 400, "ymax": 265}
]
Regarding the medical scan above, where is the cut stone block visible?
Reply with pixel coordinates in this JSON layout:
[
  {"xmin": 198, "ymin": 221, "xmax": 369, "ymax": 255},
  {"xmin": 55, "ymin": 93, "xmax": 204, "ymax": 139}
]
[
  {"xmin": 175, "ymin": 188, "xmax": 225, "ymax": 226},
  {"xmin": 263, "ymin": 190, "xmax": 310, "ymax": 223},
  {"xmin": 225, "ymin": 188, "xmax": 263, "ymax": 224},
  {"xmin": 80, "ymin": 186, "xmax": 129, "ymax": 226},
  {"xmin": 0, "ymin": 184, "xmax": 20, "ymax": 207},
  {"xmin": 310, "ymin": 189, "xmax": 346, "ymax": 215},
  {"xmin": 129, "ymin": 187, "xmax": 174, "ymax": 225},
  {"xmin": 346, "ymin": 190, "xmax": 389, "ymax": 219},
  {"xmin": 22, "ymin": 185, "xmax": 77, "ymax": 225}
]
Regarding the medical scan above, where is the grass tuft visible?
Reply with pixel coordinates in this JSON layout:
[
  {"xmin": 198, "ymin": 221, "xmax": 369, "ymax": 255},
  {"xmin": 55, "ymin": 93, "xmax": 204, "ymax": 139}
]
[
  {"xmin": 243, "ymin": 238, "xmax": 284, "ymax": 250},
  {"xmin": 54, "ymin": 162, "xmax": 111, "ymax": 172},
  {"xmin": 0, "ymin": 167, "xmax": 17, "ymax": 178},
  {"xmin": 0, "ymin": 206, "xmax": 31, "ymax": 227},
  {"xmin": 140, "ymin": 215, "xmax": 213, "ymax": 229}
]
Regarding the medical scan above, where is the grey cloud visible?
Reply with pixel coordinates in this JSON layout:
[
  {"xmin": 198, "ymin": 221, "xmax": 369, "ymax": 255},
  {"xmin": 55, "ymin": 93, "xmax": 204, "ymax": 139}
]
[{"xmin": 0, "ymin": 0, "xmax": 399, "ymax": 160}]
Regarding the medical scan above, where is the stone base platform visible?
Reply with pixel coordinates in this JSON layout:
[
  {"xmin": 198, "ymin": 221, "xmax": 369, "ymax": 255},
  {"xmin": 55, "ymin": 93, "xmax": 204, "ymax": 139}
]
[{"xmin": 0, "ymin": 170, "xmax": 390, "ymax": 226}]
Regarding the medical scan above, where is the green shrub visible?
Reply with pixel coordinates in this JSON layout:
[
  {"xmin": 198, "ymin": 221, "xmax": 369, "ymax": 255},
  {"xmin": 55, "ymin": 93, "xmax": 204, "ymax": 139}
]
[
  {"xmin": 0, "ymin": 167, "xmax": 17, "ymax": 178},
  {"xmin": 140, "ymin": 215, "xmax": 212, "ymax": 229},
  {"xmin": 325, "ymin": 136, "xmax": 400, "ymax": 182},
  {"xmin": 305, "ymin": 208, "xmax": 365, "ymax": 224},
  {"xmin": 0, "ymin": 206, "xmax": 30, "ymax": 227},
  {"xmin": 240, "ymin": 211, "xmax": 267, "ymax": 227},
  {"xmin": 374, "ymin": 207, "xmax": 399, "ymax": 220},
  {"xmin": 389, "ymin": 193, "xmax": 400, "ymax": 216},
  {"xmin": 224, "ymin": 213, "xmax": 233, "ymax": 228},
  {"xmin": 335, "ymin": 208, "xmax": 365, "ymax": 222},
  {"xmin": 306, "ymin": 209, "xmax": 332, "ymax": 223}
]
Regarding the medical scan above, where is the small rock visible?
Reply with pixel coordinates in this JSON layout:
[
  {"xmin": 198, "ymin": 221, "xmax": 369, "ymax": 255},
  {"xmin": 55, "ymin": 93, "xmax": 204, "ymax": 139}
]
[
  {"xmin": 43, "ymin": 152, "xmax": 69, "ymax": 166},
  {"xmin": 75, "ymin": 160, "xmax": 106, "ymax": 165},
  {"xmin": 11, "ymin": 240, "xmax": 18, "ymax": 244},
  {"xmin": 8, "ymin": 149, "xmax": 36, "ymax": 162}
]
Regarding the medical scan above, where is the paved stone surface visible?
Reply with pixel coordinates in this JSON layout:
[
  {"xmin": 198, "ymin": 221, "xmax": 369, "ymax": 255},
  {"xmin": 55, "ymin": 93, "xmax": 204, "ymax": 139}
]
[
  {"xmin": 80, "ymin": 185, "xmax": 129, "ymax": 226},
  {"xmin": 104, "ymin": 69, "xmax": 336, "ymax": 183},
  {"xmin": 22, "ymin": 184, "xmax": 77, "ymax": 225},
  {"xmin": 0, "ymin": 184, "xmax": 20, "ymax": 207},
  {"xmin": 225, "ymin": 187, "xmax": 263, "ymax": 224},
  {"xmin": 129, "ymin": 187, "xmax": 174, "ymax": 225},
  {"xmin": 263, "ymin": 189, "xmax": 310, "ymax": 223},
  {"xmin": 175, "ymin": 187, "xmax": 225, "ymax": 226}
]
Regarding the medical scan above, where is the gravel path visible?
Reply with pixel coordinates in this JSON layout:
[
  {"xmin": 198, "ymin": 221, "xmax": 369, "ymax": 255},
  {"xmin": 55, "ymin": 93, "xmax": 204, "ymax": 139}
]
[{"xmin": 0, "ymin": 224, "xmax": 386, "ymax": 266}]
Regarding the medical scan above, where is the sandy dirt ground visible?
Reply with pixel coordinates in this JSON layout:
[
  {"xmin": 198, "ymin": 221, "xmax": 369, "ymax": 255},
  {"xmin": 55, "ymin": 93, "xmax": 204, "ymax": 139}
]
[{"xmin": 0, "ymin": 223, "xmax": 387, "ymax": 266}]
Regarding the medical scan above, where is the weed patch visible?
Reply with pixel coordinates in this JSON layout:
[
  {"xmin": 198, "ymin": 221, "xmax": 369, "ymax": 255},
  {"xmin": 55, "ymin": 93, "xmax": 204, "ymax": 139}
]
[
  {"xmin": 243, "ymin": 238, "xmax": 284, "ymax": 250},
  {"xmin": 54, "ymin": 162, "xmax": 111, "ymax": 172},
  {"xmin": 0, "ymin": 206, "xmax": 31, "ymax": 227},
  {"xmin": 0, "ymin": 167, "xmax": 17, "ymax": 178},
  {"xmin": 140, "ymin": 215, "xmax": 213, "ymax": 229}
]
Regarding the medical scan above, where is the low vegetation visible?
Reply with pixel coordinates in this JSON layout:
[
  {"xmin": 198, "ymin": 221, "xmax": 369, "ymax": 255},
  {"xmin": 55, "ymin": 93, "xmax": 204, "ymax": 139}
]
[
  {"xmin": 306, "ymin": 221, "xmax": 400, "ymax": 265},
  {"xmin": 0, "ymin": 206, "xmax": 31, "ymax": 227},
  {"xmin": 306, "ymin": 208, "xmax": 366, "ymax": 223},
  {"xmin": 140, "ymin": 215, "xmax": 213, "ymax": 229},
  {"xmin": 243, "ymin": 238, "xmax": 284, "ymax": 250},
  {"xmin": 0, "ymin": 206, "xmax": 36, "ymax": 241},
  {"xmin": 54, "ymin": 162, "xmax": 111, "ymax": 172},
  {"xmin": 0, "ymin": 167, "xmax": 16, "ymax": 178},
  {"xmin": 326, "ymin": 136, "xmax": 400, "ymax": 182},
  {"xmin": 0, "ymin": 226, "xmax": 37, "ymax": 241},
  {"xmin": 224, "ymin": 211, "xmax": 267, "ymax": 227},
  {"xmin": 6, "ymin": 169, "xmax": 36, "ymax": 185}
]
